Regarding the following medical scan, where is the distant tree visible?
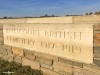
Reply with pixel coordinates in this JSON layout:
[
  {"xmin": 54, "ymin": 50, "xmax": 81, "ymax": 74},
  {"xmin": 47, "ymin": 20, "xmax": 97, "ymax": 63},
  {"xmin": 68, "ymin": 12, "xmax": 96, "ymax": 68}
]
[
  {"xmin": 86, "ymin": 13, "xmax": 88, "ymax": 15},
  {"xmin": 89, "ymin": 12, "xmax": 93, "ymax": 15},
  {"xmin": 51, "ymin": 14, "xmax": 55, "ymax": 17},
  {"xmin": 95, "ymin": 11, "xmax": 98, "ymax": 15},
  {"xmin": 66, "ymin": 15, "xmax": 70, "ymax": 16},
  {"xmin": 3, "ymin": 16, "xmax": 8, "ymax": 19},
  {"xmin": 98, "ymin": 11, "xmax": 100, "ymax": 14},
  {"xmin": 44, "ymin": 14, "xmax": 48, "ymax": 17},
  {"xmin": 95, "ymin": 11, "xmax": 100, "ymax": 15},
  {"xmin": 9, "ymin": 17, "xmax": 13, "ymax": 19}
]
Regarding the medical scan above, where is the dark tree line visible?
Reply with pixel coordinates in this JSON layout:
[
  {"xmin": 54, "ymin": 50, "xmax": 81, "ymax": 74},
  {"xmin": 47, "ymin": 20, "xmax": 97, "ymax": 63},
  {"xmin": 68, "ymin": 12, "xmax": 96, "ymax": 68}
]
[
  {"xmin": 2, "ymin": 11, "xmax": 100, "ymax": 19},
  {"xmin": 86, "ymin": 11, "xmax": 100, "ymax": 15},
  {"xmin": 1, "ymin": 14, "xmax": 56, "ymax": 19},
  {"xmin": 40, "ymin": 14, "xmax": 57, "ymax": 17},
  {"xmin": 95, "ymin": 11, "xmax": 100, "ymax": 15}
]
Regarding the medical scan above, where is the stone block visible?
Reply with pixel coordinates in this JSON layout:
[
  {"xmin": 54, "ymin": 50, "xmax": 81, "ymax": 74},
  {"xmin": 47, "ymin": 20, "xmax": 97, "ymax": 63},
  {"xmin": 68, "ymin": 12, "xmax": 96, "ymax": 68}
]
[
  {"xmin": 73, "ymin": 16, "xmax": 100, "ymax": 24},
  {"xmin": 27, "ymin": 17, "xmax": 73, "ymax": 23},
  {"xmin": 34, "ymin": 52, "xmax": 58, "ymax": 62},
  {"xmin": 40, "ymin": 63, "xmax": 53, "ymax": 70},
  {"xmin": 25, "ymin": 53, "xmax": 35, "ymax": 60},
  {"xmin": 24, "ymin": 49, "xmax": 34, "ymax": 55},
  {"xmin": 94, "ymin": 58, "xmax": 100, "ymax": 67},
  {"xmin": 0, "ymin": 45, "xmax": 12, "ymax": 55},
  {"xmin": 94, "ymin": 25, "xmax": 100, "ymax": 31},
  {"xmin": 73, "ymin": 62, "xmax": 83, "ymax": 68},
  {"xmin": 22, "ymin": 58, "xmax": 40, "ymax": 70},
  {"xmin": 94, "ymin": 31, "xmax": 100, "ymax": 33},
  {"xmin": 94, "ymin": 33, "xmax": 100, "ymax": 46},
  {"xmin": 83, "ymin": 63, "xmax": 100, "ymax": 74},
  {"xmin": 36, "ymin": 57, "xmax": 53, "ymax": 66},
  {"xmin": 2, "ymin": 55, "xmax": 14, "ymax": 62},
  {"xmin": 94, "ymin": 46, "xmax": 100, "ymax": 52},
  {"xmin": 14, "ymin": 56, "xmax": 22, "ymax": 63},
  {"xmin": 24, "ymin": 49, "xmax": 35, "ymax": 60},
  {"xmin": 94, "ymin": 52, "xmax": 100, "ymax": 58},
  {"xmin": 41, "ymin": 67, "xmax": 61, "ymax": 75},
  {"xmin": 74, "ymin": 67, "xmax": 100, "ymax": 75},
  {"xmin": 83, "ymin": 70, "xmax": 100, "ymax": 75},
  {"xmin": 12, "ymin": 47, "xmax": 24, "ymax": 56},
  {"xmin": 0, "ymin": 48, "xmax": 8, "ymax": 55},
  {"xmin": 59, "ymin": 58, "xmax": 73, "ymax": 66},
  {"xmin": 6, "ymin": 49, "xmax": 13, "ymax": 55},
  {"xmin": 53, "ymin": 62, "xmax": 73, "ymax": 75},
  {"xmin": 2, "ymin": 45, "xmax": 12, "ymax": 50},
  {"xmin": 73, "ymin": 67, "xmax": 83, "ymax": 75}
]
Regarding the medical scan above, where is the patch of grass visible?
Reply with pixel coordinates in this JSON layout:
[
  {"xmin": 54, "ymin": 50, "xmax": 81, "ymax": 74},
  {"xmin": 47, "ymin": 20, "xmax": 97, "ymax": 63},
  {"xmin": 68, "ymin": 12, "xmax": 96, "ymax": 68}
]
[{"xmin": 0, "ymin": 60, "xmax": 43, "ymax": 75}]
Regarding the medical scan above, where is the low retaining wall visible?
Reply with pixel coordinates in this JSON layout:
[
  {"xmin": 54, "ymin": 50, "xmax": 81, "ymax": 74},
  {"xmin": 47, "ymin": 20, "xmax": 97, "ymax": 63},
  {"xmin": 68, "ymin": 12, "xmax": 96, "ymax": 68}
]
[
  {"xmin": 0, "ymin": 15, "xmax": 100, "ymax": 24},
  {"xmin": 73, "ymin": 15, "xmax": 100, "ymax": 24},
  {"xmin": 0, "ymin": 23, "xmax": 100, "ymax": 75}
]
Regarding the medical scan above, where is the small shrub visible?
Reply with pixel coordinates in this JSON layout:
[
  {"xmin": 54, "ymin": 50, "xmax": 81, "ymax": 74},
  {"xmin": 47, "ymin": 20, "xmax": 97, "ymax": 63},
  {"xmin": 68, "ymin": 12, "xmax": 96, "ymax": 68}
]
[{"xmin": 0, "ymin": 60, "xmax": 43, "ymax": 75}]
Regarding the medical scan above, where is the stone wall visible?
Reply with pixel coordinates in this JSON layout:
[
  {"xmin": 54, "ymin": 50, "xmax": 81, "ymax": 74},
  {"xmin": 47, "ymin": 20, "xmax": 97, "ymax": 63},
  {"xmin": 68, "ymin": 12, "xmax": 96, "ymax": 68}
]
[
  {"xmin": 0, "ymin": 15, "xmax": 100, "ymax": 24},
  {"xmin": 0, "ymin": 18, "xmax": 27, "ymax": 23},
  {"xmin": 73, "ymin": 15, "xmax": 100, "ymax": 24},
  {"xmin": 94, "ymin": 25, "xmax": 100, "ymax": 67},
  {"xmin": 0, "ymin": 45, "xmax": 100, "ymax": 75},
  {"xmin": 3, "ymin": 23, "xmax": 93, "ymax": 64},
  {"xmin": 0, "ymin": 17, "xmax": 100, "ymax": 75},
  {"xmin": 0, "ymin": 24, "xmax": 13, "ymax": 62},
  {"xmin": 26, "ymin": 17, "xmax": 73, "ymax": 23},
  {"xmin": 0, "ymin": 17, "xmax": 73, "ymax": 23}
]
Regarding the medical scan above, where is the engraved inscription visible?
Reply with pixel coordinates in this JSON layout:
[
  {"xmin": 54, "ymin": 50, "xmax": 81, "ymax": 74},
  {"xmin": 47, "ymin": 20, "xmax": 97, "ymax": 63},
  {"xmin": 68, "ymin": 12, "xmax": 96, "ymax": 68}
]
[
  {"xmin": 3, "ymin": 24, "xmax": 93, "ymax": 63},
  {"xmin": 6, "ymin": 36, "xmax": 35, "ymax": 46},
  {"xmin": 5, "ymin": 36, "xmax": 81, "ymax": 54},
  {"xmin": 5, "ymin": 28, "xmax": 82, "ymax": 40}
]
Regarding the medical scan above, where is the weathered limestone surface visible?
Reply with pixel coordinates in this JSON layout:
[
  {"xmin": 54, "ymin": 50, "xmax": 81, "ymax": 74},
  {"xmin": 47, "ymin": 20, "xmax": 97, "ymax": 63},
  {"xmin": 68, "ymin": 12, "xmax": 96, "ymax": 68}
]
[
  {"xmin": 36, "ymin": 57, "xmax": 53, "ymax": 65},
  {"xmin": 0, "ymin": 16, "xmax": 100, "ymax": 75},
  {"xmin": 74, "ymin": 67, "xmax": 100, "ymax": 75},
  {"xmin": 26, "ymin": 17, "xmax": 73, "ymax": 23},
  {"xmin": 94, "ymin": 47, "xmax": 100, "ymax": 52},
  {"xmin": 3, "ymin": 23, "xmax": 93, "ymax": 64},
  {"xmin": 94, "ymin": 58, "xmax": 100, "ymax": 67},
  {"xmin": 94, "ymin": 25, "xmax": 100, "ymax": 67},
  {"xmin": 94, "ymin": 33, "xmax": 100, "ymax": 46},
  {"xmin": 0, "ymin": 24, "xmax": 14, "ymax": 62},
  {"xmin": 12, "ymin": 47, "xmax": 23, "ymax": 56},
  {"xmin": 73, "ymin": 15, "xmax": 100, "ymax": 24},
  {"xmin": 34, "ymin": 52, "xmax": 58, "ymax": 62},
  {"xmin": 24, "ymin": 49, "xmax": 35, "ymax": 60},
  {"xmin": 0, "ymin": 24, "xmax": 3, "ymax": 45},
  {"xmin": 22, "ymin": 58, "xmax": 40, "ymax": 70},
  {"xmin": 53, "ymin": 62, "xmax": 73, "ymax": 75},
  {"xmin": 14, "ymin": 56, "xmax": 22, "ymax": 63},
  {"xmin": 83, "ymin": 64, "xmax": 100, "ymax": 74},
  {"xmin": 0, "ymin": 18, "xmax": 27, "ymax": 23},
  {"xmin": 41, "ymin": 68, "xmax": 61, "ymax": 75}
]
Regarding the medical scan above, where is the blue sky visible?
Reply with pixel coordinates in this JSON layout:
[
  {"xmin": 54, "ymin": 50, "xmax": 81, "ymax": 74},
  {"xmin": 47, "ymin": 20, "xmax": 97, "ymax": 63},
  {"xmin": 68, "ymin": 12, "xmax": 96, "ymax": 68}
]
[{"xmin": 0, "ymin": 0, "xmax": 100, "ymax": 17}]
